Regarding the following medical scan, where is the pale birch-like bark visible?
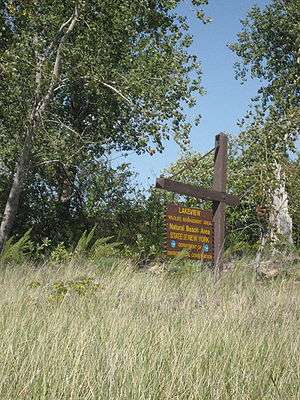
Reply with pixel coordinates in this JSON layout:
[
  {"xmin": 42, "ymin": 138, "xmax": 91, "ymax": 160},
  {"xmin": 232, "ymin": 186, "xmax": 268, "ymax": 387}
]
[
  {"xmin": 269, "ymin": 162, "xmax": 293, "ymax": 245},
  {"xmin": 0, "ymin": 6, "xmax": 79, "ymax": 252},
  {"xmin": 0, "ymin": 134, "xmax": 32, "ymax": 250}
]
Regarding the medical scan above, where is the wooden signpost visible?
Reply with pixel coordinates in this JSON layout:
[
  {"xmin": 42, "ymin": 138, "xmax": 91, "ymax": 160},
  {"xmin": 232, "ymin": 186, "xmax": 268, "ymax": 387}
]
[{"xmin": 156, "ymin": 133, "xmax": 240, "ymax": 270}]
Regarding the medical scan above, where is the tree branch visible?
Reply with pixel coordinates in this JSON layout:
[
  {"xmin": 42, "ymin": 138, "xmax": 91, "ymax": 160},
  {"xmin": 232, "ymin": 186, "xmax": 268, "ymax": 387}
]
[
  {"xmin": 37, "ymin": 4, "xmax": 79, "ymax": 116},
  {"xmin": 101, "ymin": 81, "xmax": 133, "ymax": 105}
]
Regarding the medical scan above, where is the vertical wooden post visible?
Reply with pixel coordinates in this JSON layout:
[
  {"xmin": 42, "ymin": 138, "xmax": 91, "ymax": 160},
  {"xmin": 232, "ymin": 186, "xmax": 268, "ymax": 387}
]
[{"xmin": 213, "ymin": 133, "xmax": 228, "ymax": 271}]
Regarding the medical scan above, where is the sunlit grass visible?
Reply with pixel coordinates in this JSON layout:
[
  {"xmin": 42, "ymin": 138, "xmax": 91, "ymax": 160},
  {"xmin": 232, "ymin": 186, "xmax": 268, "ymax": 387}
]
[{"xmin": 0, "ymin": 260, "xmax": 299, "ymax": 399}]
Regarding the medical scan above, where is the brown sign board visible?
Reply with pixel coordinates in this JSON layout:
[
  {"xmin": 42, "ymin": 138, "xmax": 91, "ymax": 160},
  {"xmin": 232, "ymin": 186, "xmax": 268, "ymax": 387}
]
[{"xmin": 164, "ymin": 204, "xmax": 214, "ymax": 262}]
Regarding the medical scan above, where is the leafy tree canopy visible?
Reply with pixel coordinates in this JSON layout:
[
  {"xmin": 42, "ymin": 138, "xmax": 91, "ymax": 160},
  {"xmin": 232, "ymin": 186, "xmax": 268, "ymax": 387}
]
[
  {"xmin": 0, "ymin": 0, "xmax": 209, "ymax": 248},
  {"xmin": 0, "ymin": 0, "xmax": 208, "ymax": 163},
  {"xmin": 230, "ymin": 0, "xmax": 300, "ymax": 150}
]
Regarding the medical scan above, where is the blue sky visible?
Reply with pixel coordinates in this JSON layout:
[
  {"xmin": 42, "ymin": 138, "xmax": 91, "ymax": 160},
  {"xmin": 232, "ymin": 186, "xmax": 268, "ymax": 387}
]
[{"xmin": 113, "ymin": 0, "xmax": 270, "ymax": 188}]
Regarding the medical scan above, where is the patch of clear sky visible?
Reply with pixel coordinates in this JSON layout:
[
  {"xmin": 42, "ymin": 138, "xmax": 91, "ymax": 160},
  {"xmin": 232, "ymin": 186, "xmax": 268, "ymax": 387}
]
[{"xmin": 113, "ymin": 0, "xmax": 271, "ymax": 189}]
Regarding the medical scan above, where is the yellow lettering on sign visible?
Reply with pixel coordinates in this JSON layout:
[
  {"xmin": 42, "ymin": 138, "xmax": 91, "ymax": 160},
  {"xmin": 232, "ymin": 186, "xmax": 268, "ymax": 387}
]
[
  {"xmin": 169, "ymin": 223, "xmax": 185, "ymax": 232},
  {"xmin": 185, "ymin": 225, "xmax": 198, "ymax": 233},
  {"xmin": 167, "ymin": 215, "xmax": 182, "ymax": 222},
  {"xmin": 166, "ymin": 250, "xmax": 213, "ymax": 260},
  {"xmin": 177, "ymin": 242, "xmax": 202, "ymax": 251},
  {"xmin": 168, "ymin": 224, "xmax": 211, "ymax": 236},
  {"xmin": 200, "ymin": 228, "xmax": 211, "ymax": 235},
  {"xmin": 190, "ymin": 253, "xmax": 213, "ymax": 260},
  {"xmin": 182, "ymin": 216, "xmax": 201, "ymax": 224},
  {"xmin": 181, "ymin": 216, "xmax": 212, "ymax": 226},
  {"xmin": 169, "ymin": 231, "xmax": 210, "ymax": 243},
  {"xmin": 178, "ymin": 207, "xmax": 201, "ymax": 217},
  {"xmin": 202, "ymin": 220, "xmax": 212, "ymax": 226}
]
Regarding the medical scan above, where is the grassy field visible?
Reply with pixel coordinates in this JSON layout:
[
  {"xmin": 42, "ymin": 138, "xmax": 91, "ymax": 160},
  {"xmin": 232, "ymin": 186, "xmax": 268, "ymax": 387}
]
[{"xmin": 0, "ymin": 259, "xmax": 299, "ymax": 399}]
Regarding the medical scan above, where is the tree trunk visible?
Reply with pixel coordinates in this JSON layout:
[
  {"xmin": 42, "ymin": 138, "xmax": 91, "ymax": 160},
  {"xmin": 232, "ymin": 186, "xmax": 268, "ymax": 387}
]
[
  {"xmin": 269, "ymin": 162, "xmax": 293, "ymax": 245},
  {"xmin": 0, "ymin": 7, "xmax": 79, "ymax": 252},
  {"xmin": 0, "ymin": 133, "xmax": 32, "ymax": 252}
]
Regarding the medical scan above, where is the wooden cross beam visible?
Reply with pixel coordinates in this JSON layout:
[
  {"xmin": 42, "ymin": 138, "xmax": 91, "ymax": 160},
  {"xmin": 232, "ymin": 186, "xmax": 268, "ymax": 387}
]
[
  {"xmin": 155, "ymin": 178, "xmax": 239, "ymax": 206},
  {"xmin": 155, "ymin": 133, "xmax": 240, "ymax": 270}
]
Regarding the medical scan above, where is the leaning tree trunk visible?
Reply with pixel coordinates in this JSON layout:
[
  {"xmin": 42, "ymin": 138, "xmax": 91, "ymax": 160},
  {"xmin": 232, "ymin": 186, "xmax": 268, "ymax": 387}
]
[
  {"xmin": 0, "ymin": 5, "xmax": 79, "ymax": 252},
  {"xmin": 0, "ymin": 133, "xmax": 32, "ymax": 252},
  {"xmin": 269, "ymin": 162, "xmax": 293, "ymax": 245}
]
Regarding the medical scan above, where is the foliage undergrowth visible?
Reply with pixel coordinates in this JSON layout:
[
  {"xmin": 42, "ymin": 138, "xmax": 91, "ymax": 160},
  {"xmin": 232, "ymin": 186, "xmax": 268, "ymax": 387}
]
[
  {"xmin": 0, "ymin": 258, "xmax": 299, "ymax": 399},
  {"xmin": 0, "ymin": 228, "xmax": 122, "ymax": 266}
]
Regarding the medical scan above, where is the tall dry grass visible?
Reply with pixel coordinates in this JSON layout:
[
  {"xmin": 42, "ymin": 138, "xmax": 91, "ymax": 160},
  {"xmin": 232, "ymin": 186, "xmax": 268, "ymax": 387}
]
[{"xmin": 0, "ymin": 259, "xmax": 299, "ymax": 399}]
